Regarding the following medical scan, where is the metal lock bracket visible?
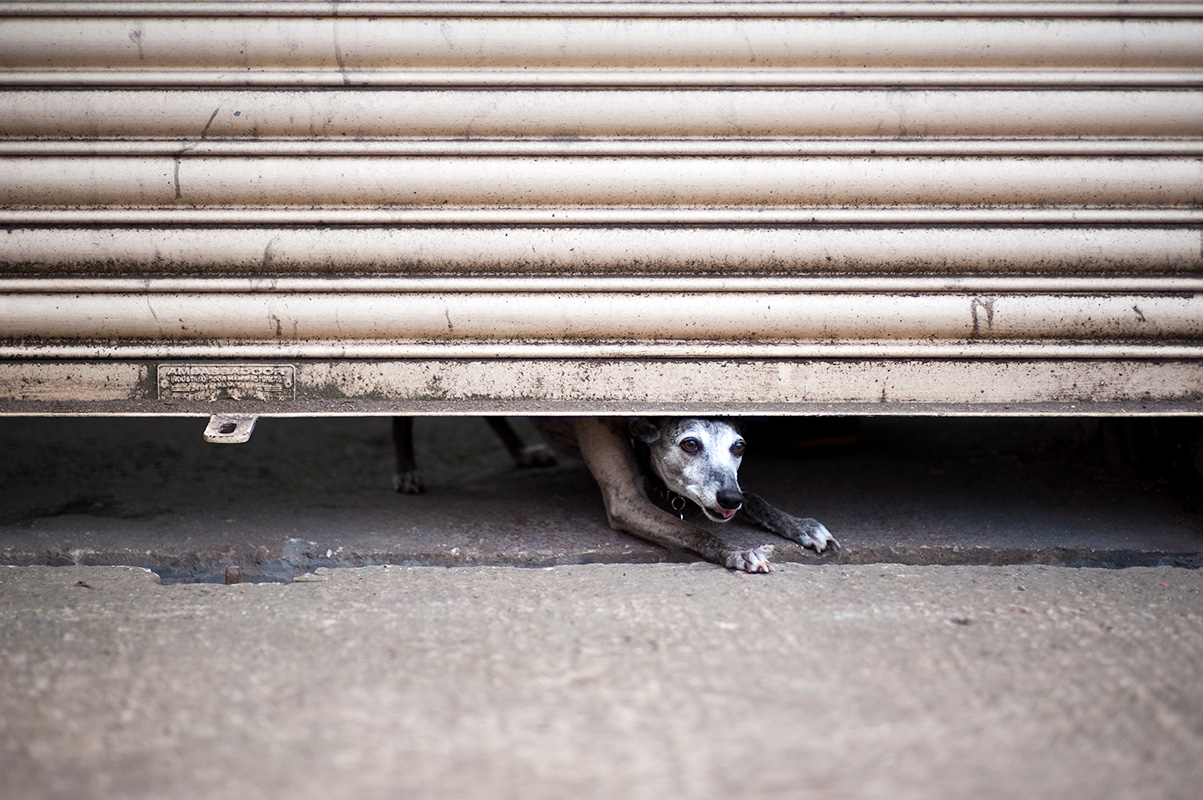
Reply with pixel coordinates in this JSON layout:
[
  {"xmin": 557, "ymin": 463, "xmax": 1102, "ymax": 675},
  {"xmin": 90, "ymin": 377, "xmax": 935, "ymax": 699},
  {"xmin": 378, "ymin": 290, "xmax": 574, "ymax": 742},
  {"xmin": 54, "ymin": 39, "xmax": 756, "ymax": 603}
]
[{"xmin": 204, "ymin": 415, "xmax": 258, "ymax": 444}]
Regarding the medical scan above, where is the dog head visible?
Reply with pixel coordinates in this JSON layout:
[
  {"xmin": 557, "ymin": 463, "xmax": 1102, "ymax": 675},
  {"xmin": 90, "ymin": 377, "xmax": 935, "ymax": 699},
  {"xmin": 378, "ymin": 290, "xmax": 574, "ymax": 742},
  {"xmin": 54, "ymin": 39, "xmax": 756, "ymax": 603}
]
[{"xmin": 629, "ymin": 417, "xmax": 745, "ymax": 522}]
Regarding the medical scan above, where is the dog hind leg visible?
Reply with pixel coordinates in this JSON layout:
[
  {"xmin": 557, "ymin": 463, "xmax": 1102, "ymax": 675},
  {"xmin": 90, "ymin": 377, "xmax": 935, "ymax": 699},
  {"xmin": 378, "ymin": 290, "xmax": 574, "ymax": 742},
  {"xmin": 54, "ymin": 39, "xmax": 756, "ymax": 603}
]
[
  {"xmin": 485, "ymin": 417, "xmax": 558, "ymax": 468},
  {"xmin": 574, "ymin": 417, "xmax": 774, "ymax": 573},
  {"xmin": 392, "ymin": 417, "xmax": 556, "ymax": 493},
  {"xmin": 391, "ymin": 416, "xmax": 425, "ymax": 494}
]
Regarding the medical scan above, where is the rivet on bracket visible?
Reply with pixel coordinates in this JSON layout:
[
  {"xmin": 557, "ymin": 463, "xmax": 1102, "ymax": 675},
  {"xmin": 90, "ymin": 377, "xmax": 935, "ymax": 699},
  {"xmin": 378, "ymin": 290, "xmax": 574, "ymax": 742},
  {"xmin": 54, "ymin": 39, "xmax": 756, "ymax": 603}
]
[{"xmin": 204, "ymin": 415, "xmax": 258, "ymax": 444}]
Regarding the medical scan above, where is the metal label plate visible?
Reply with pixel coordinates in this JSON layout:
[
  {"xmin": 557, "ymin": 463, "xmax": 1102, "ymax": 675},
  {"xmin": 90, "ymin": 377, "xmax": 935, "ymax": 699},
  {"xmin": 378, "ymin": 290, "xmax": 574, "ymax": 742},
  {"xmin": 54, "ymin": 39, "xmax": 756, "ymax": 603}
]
[{"xmin": 157, "ymin": 364, "xmax": 295, "ymax": 402}]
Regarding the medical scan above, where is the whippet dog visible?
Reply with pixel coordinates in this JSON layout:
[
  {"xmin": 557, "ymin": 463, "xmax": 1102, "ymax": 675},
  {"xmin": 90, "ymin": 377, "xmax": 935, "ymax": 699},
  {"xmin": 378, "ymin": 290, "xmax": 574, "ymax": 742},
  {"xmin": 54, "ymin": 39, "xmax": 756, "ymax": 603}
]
[
  {"xmin": 550, "ymin": 417, "xmax": 833, "ymax": 572},
  {"xmin": 393, "ymin": 416, "xmax": 835, "ymax": 573}
]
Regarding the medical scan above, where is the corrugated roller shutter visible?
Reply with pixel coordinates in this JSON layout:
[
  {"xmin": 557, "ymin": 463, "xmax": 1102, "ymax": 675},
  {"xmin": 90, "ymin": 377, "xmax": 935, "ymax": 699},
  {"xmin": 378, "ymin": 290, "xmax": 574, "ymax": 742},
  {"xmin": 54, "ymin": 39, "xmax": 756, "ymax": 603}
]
[{"xmin": 1, "ymin": 1, "xmax": 1201, "ymax": 415}]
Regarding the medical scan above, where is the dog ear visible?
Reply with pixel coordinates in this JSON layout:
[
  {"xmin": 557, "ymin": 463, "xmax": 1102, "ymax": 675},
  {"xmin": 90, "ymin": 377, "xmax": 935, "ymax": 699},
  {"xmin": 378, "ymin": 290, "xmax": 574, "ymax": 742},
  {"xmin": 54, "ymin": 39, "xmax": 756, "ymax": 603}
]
[{"xmin": 628, "ymin": 417, "xmax": 662, "ymax": 444}]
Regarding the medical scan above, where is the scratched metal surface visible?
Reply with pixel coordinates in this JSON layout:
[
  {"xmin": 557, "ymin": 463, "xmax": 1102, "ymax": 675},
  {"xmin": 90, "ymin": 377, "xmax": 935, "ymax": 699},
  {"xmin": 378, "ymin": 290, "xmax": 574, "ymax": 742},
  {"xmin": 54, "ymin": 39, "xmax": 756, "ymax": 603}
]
[{"xmin": 1, "ymin": 1, "xmax": 1201, "ymax": 413}]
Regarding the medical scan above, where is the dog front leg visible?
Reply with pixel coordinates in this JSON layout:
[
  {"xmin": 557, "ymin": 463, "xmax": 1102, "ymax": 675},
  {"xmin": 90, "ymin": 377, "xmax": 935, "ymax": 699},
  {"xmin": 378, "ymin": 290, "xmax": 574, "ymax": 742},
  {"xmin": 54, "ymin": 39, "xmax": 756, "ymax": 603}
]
[
  {"xmin": 741, "ymin": 491, "xmax": 836, "ymax": 553},
  {"xmin": 574, "ymin": 418, "xmax": 774, "ymax": 573}
]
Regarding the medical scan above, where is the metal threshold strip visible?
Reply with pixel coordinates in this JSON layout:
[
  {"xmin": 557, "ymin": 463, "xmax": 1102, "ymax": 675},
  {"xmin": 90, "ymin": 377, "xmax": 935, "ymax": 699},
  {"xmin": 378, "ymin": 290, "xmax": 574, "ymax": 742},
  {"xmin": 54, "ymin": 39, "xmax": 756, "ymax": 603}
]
[{"xmin": 3, "ymin": 358, "xmax": 1201, "ymax": 418}]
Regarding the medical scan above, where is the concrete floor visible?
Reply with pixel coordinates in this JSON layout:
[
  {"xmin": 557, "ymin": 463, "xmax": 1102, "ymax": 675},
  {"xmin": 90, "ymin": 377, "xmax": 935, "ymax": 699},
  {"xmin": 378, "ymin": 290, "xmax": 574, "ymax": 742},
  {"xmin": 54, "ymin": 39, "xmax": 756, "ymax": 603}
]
[{"xmin": 2, "ymin": 562, "xmax": 1201, "ymax": 800}]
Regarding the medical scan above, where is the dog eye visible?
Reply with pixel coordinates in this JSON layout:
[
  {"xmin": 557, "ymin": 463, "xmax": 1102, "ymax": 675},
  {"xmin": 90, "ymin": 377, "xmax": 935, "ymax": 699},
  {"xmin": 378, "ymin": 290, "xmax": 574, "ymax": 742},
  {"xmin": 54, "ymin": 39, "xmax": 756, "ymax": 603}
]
[
  {"xmin": 680, "ymin": 438, "xmax": 701, "ymax": 453},
  {"xmin": 731, "ymin": 440, "xmax": 745, "ymax": 457}
]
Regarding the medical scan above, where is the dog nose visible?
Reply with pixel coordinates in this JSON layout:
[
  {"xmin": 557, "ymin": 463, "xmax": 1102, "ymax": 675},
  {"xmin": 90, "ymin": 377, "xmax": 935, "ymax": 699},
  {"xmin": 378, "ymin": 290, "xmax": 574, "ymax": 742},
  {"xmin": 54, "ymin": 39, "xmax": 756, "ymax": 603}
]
[{"xmin": 716, "ymin": 489, "xmax": 743, "ymax": 510}]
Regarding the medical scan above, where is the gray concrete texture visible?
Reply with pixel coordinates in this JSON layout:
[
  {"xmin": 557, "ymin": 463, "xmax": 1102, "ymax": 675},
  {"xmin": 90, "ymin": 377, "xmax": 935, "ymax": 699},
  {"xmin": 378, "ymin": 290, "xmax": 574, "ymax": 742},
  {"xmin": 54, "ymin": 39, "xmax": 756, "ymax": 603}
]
[
  {"xmin": 2, "ymin": 416, "xmax": 1202, "ymax": 798},
  {"xmin": 1, "ymin": 416, "xmax": 1200, "ymax": 580},
  {"xmin": 2, "ymin": 562, "xmax": 1202, "ymax": 800}
]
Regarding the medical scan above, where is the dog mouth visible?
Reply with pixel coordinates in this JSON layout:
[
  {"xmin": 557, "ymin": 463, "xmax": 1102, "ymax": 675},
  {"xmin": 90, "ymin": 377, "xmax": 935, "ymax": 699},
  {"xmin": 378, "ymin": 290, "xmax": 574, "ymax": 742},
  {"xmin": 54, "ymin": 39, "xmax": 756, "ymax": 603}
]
[{"xmin": 704, "ymin": 506, "xmax": 740, "ymax": 522}]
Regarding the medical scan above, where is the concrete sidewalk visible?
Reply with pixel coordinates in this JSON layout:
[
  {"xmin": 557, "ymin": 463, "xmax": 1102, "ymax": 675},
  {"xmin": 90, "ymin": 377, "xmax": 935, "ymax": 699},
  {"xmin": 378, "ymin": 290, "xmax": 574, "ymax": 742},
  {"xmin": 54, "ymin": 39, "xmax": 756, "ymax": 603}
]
[{"xmin": 2, "ymin": 562, "xmax": 1201, "ymax": 800}]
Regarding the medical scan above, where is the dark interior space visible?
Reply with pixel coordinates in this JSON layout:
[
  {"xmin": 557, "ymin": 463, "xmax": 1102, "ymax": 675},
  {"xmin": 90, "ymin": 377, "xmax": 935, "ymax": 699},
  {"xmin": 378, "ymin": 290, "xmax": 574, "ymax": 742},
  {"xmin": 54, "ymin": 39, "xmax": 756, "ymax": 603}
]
[{"xmin": 2, "ymin": 415, "xmax": 1199, "ymax": 582}]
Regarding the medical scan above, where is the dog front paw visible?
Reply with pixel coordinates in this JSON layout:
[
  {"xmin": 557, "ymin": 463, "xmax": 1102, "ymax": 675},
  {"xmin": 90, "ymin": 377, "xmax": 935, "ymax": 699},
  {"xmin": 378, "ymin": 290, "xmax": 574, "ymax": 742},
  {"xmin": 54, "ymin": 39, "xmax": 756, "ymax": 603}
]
[
  {"xmin": 787, "ymin": 519, "xmax": 837, "ymax": 553},
  {"xmin": 724, "ymin": 544, "xmax": 774, "ymax": 573}
]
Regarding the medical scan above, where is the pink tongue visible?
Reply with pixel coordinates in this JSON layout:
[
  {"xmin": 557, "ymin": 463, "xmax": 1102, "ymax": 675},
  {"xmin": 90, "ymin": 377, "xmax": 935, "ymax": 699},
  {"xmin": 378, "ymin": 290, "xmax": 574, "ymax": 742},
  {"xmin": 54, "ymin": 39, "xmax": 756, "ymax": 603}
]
[{"xmin": 714, "ymin": 508, "xmax": 737, "ymax": 520}]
